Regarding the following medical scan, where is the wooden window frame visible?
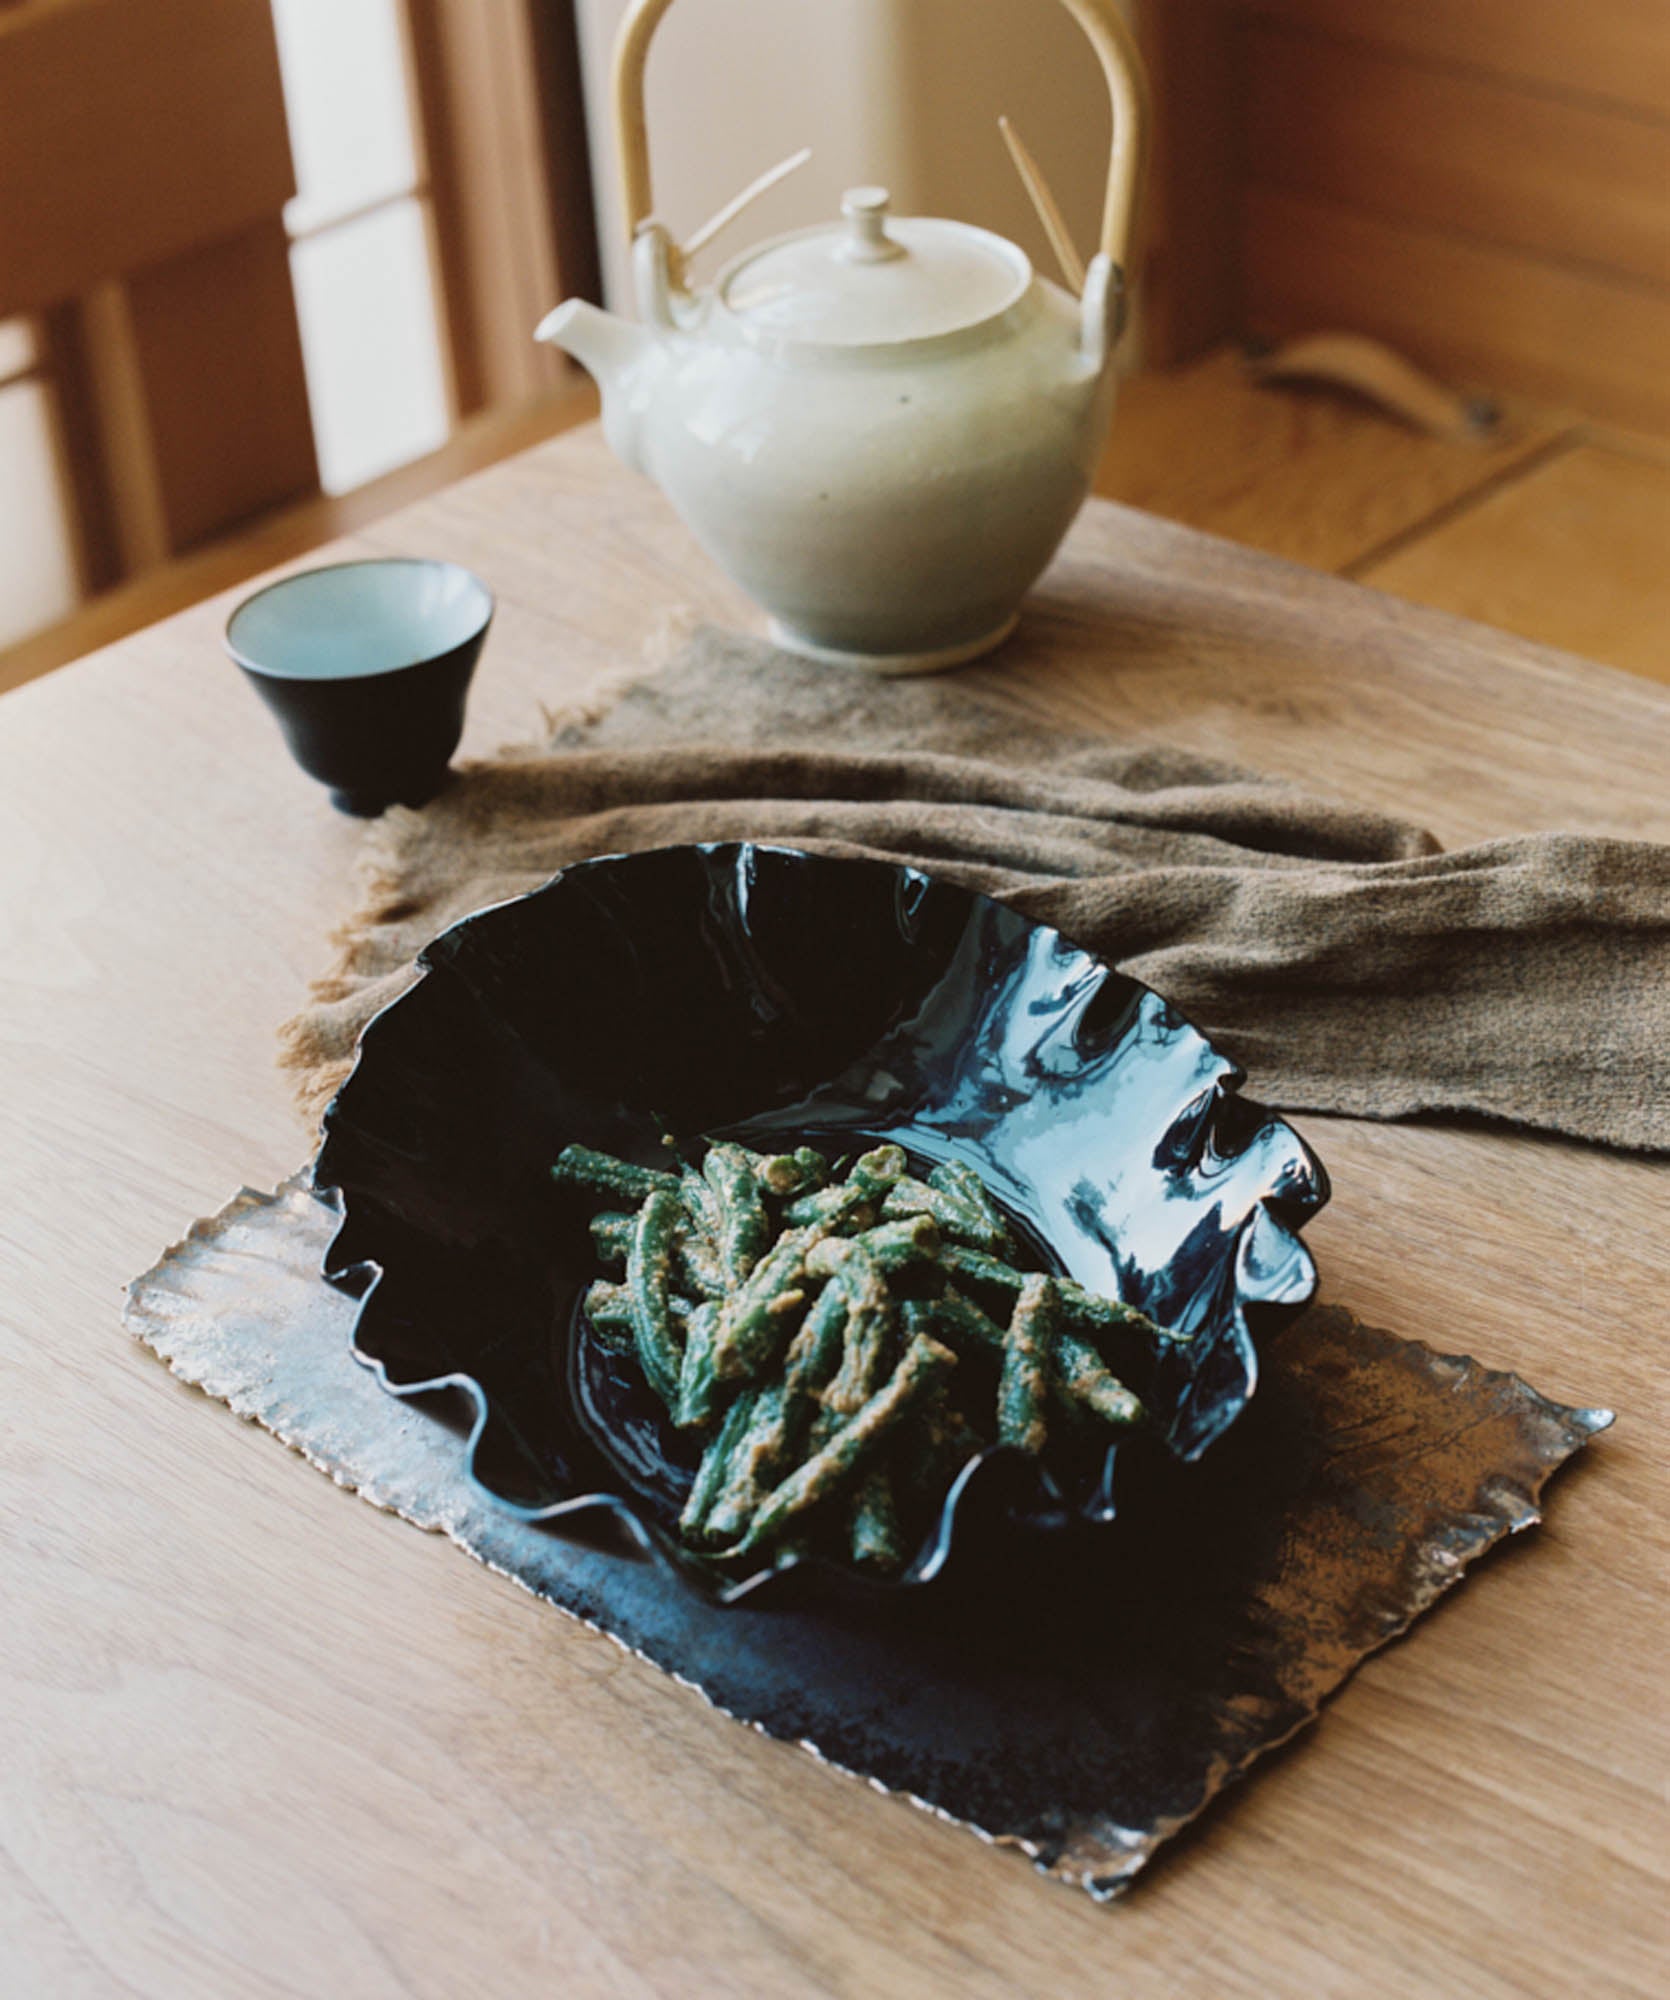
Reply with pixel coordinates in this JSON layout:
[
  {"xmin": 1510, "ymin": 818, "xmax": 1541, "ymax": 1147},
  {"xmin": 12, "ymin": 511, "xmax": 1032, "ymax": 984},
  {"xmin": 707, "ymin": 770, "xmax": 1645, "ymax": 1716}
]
[{"xmin": 405, "ymin": 0, "xmax": 601, "ymax": 419}]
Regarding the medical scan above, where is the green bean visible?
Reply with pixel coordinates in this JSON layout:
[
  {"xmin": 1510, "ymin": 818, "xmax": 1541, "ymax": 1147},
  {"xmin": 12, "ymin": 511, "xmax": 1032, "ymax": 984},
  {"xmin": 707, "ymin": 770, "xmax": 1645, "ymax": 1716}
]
[
  {"xmin": 626, "ymin": 1188, "xmax": 686, "ymax": 1411},
  {"xmin": 922, "ymin": 1269, "xmax": 1139, "ymax": 1431},
  {"xmin": 759, "ymin": 1281, "xmax": 848, "ymax": 1462},
  {"xmin": 1060, "ymin": 1285, "xmax": 1183, "ymax": 1345},
  {"xmin": 928, "ymin": 1160, "xmax": 1017, "ymax": 1255},
  {"xmin": 817, "ymin": 1242, "xmax": 896, "ymax": 1417},
  {"xmin": 782, "ymin": 1143, "xmax": 906, "ymax": 1229},
  {"xmin": 860, "ymin": 1144, "xmax": 908, "ymax": 1181},
  {"xmin": 583, "ymin": 1278, "xmax": 633, "ymax": 1329},
  {"xmin": 674, "ymin": 1228, "xmax": 728, "ymax": 1302},
  {"xmin": 779, "ymin": 1186, "xmax": 879, "ymax": 1235},
  {"xmin": 679, "ymin": 1390, "xmax": 756, "ymax": 1541},
  {"xmin": 736, "ymin": 1268, "xmax": 854, "ymax": 1474},
  {"xmin": 998, "ymin": 1274, "xmax": 1053, "ymax": 1455},
  {"xmin": 562, "ymin": 1135, "xmax": 1169, "ymax": 1578},
  {"xmin": 674, "ymin": 1300, "xmax": 724, "ymax": 1430},
  {"xmin": 938, "ymin": 1292, "xmax": 1143, "ymax": 1431},
  {"xmin": 584, "ymin": 1279, "xmax": 693, "ymax": 1331},
  {"xmin": 581, "ymin": 1281, "xmax": 638, "ymax": 1355},
  {"xmin": 914, "ymin": 1285, "xmax": 1004, "ymax": 1358},
  {"xmin": 552, "ymin": 1144, "xmax": 679, "ymax": 1203},
  {"xmin": 678, "ymin": 1166, "xmax": 722, "ymax": 1239},
  {"xmin": 599, "ymin": 1202, "xmax": 725, "ymax": 1299},
  {"xmin": 711, "ymin": 1225, "xmax": 821, "ymax": 1382},
  {"xmin": 705, "ymin": 1383, "xmax": 791, "ymax": 1542},
  {"xmin": 780, "ymin": 1182, "xmax": 869, "ymax": 1232},
  {"xmin": 935, "ymin": 1242, "xmax": 1028, "ymax": 1299},
  {"xmin": 733, "ymin": 1332, "xmax": 957, "ymax": 1555},
  {"xmin": 752, "ymin": 1147, "xmax": 829, "ymax": 1197},
  {"xmin": 938, "ymin": 1244, "xmax": 1186, "ymax": 1347},
  {"xmin": 899, "ymin": 1296, "xmax": 946, "ymax": 1344},
  {"xmin": 1053, "ymin": 1338, "xmax": 1144, "ymax": 1429},
  {"xmin": 703, "ymin": 1141, "xmax": 771, "ymax": 1286},
  {"xmin": 807, "ymin": 1212, "xmax": 939, "ymax": 1279},
  {"xmin": 848, "ymin": 1464, "xmax": 906, "ymax": 1571},
  {"xmin": 881, "ymin": 1176, "xmax": 1005, "ymax": 1250},
  {"xmin": 589, "ymin": 1211, "xmax": 634, "ymax": 1265},
  {"xmin": 889, "ymin": 1368, "xmax": 981, "ymax": 1509}
]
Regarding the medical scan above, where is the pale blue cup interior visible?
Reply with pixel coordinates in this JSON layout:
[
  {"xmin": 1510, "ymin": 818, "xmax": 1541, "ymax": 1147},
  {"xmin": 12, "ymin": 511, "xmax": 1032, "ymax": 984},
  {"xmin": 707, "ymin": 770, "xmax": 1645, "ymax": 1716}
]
[{"xmin": 227, "ymin": 559, "xmax": 493, "ymax": 681}]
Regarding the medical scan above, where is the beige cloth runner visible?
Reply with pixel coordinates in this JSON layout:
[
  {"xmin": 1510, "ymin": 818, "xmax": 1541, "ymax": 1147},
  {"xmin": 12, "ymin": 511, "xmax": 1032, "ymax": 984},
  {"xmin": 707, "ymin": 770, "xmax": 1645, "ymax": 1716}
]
[{"xmin": 281, "ymin": 628, "xmax": 1670, "ymax": 1152}]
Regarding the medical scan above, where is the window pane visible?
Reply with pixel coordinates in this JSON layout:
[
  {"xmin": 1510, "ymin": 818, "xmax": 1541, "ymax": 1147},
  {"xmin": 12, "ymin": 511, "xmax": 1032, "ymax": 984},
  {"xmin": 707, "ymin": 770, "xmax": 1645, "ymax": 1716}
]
[
  {"xmin": 289, "ymin": 197, "xmax": 448, "ymax": 492},
  {"xmin": 271, "ymin": 0, "xmax": 420, "ymax": 235},
  {"xmin": 0, "ymin": 317, "xmax": 36, "ymax": 382},
  {"xmin": 0, "ymin": 380, "xmax": 80, "ymax": 649}
]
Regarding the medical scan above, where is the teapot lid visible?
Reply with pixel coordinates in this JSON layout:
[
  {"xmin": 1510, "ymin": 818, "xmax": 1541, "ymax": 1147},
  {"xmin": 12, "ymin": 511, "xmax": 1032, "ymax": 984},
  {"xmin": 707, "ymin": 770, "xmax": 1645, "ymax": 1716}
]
[{"xmin": 718, "ymin": 187, "xmax": 1031, "ymax": 347}]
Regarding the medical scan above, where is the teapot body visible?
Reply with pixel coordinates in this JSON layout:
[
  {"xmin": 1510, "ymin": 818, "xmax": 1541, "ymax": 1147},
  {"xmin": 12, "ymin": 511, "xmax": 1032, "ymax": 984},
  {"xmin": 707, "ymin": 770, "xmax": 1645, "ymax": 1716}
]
[
  {"xmin": 621, "ymin": 276, "xmax": 1115, "ymax": 672},
  {"xmin": 547, "ymin": 0, "xmax": 1150, "ymax": 671}
]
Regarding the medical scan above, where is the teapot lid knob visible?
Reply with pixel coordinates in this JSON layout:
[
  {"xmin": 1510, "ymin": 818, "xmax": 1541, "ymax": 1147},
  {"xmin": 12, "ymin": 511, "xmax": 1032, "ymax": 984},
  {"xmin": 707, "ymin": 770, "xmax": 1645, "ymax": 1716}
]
[{"xmin": 839, "ymin": 186, "xmax": 906, "ymax": 265}]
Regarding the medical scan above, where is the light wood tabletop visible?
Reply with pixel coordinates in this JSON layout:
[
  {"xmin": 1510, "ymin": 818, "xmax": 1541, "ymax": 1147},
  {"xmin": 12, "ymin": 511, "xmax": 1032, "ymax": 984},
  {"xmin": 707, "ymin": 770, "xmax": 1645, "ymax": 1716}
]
[{"xmin": 2, "ymin": 425, "xmax": 1665, "ymax": 2000}]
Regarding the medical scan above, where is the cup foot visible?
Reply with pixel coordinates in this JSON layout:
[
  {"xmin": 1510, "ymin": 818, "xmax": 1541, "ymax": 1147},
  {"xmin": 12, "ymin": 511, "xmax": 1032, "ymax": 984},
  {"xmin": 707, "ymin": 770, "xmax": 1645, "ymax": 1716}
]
[
  {"xmin": 329, "ymin": 789, "xmax": 391, "ymax": 817},
  {"xmin": 767, "ymin": 615, "xmax": 1020, "ymax": 677},
  {"xmin": 328, "ymin": 769, "xmax": 451, "ymax": 817}
]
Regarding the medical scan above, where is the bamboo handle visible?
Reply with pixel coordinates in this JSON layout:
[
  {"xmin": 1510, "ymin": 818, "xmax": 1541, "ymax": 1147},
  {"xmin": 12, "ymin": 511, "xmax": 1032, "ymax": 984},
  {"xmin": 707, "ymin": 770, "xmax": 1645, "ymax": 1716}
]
[
  {"xmin": 611, "ymin": 0, "xmax": 678, "ymax": 247},
  {"xmin": 610, "ymin": 0, "xmax": 1149, "ymax": 269},
  {"xmin": 1059, "ymin": 0, "xmax": 1149, "ymax": 268}
]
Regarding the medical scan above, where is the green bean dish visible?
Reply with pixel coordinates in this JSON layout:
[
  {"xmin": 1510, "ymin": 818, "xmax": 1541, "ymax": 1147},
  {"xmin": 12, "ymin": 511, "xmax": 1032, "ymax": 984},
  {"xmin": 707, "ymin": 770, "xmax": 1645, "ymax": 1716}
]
[{"xmin": 553, "ymin": 1139, "xmax": 1187, "ymax": 1578}]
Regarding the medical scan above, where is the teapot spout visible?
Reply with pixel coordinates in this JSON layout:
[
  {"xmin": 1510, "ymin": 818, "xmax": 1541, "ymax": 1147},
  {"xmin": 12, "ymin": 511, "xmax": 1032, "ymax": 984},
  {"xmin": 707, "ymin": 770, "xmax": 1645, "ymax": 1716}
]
[{"xmin": 535, "ymin": 299, "xmax": 654, "ymax": 471}]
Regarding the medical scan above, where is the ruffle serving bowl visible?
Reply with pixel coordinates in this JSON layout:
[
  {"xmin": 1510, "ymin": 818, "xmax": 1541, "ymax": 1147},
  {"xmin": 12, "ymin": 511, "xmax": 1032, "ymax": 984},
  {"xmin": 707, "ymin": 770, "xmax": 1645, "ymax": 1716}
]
[{"xmin": 314, "ymin": 843, "xmax": 1329, "ymax": 1609}]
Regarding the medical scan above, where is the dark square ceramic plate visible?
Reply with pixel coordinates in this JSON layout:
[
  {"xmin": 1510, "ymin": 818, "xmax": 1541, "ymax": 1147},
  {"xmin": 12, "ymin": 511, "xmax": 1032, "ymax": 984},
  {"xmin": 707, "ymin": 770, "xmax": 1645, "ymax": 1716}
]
[{"xmin": 314, "ymin": 843, "xmax": 1330, "ymax": 1606}]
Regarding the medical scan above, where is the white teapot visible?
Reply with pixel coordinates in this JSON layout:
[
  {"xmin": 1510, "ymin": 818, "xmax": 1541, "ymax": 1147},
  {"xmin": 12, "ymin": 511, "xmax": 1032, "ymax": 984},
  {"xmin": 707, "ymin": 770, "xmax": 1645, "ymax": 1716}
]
[{"xmin": 537, "ymin": 0, "xmax": 1148, "ymax": 674}]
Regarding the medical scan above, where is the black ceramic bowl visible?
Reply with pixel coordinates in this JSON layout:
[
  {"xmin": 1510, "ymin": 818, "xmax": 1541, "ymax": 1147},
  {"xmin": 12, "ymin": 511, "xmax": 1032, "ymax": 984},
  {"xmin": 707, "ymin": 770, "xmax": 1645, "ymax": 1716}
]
[
  {"xmin": 315, "ymin": 844, "xmax": 1329, "ymax": 1607},
  {"xmin": 227, "ymin": 558, "xmax": 492, "ymax": 816}
]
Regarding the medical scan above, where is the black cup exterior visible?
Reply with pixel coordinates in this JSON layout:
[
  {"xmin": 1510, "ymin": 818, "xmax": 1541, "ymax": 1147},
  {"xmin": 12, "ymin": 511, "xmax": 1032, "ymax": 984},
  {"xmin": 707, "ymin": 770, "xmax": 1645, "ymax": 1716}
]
[{"xmin": 239, "ymin": 632, "xmax": 484, "ymax": 816}]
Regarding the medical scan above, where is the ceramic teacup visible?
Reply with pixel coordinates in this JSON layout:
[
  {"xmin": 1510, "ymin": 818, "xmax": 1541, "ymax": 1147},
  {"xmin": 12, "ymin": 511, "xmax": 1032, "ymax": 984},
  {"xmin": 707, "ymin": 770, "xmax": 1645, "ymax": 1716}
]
[{"xmin": 226, "ymin": 558, "xmax": 493, "ymax": 816}]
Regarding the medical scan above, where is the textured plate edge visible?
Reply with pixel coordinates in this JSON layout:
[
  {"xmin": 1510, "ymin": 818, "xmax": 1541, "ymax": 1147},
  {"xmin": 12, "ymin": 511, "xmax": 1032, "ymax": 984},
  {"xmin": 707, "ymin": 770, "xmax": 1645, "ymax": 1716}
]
[{"xmin": 121, "ymin": 1173, "xmax": 1613, "ymax": 1902}]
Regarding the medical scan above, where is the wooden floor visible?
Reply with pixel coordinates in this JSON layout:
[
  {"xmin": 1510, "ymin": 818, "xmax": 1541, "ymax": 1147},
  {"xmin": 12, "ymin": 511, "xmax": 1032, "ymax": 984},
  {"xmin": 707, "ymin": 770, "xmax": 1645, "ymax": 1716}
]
[
  {"xmin": 1098, "ymin": 353, "xmax": 1669, "ymax": 685},
  {"xmin": 2, "ymin": 347, "xmax": 1665, "ymax": 697}
]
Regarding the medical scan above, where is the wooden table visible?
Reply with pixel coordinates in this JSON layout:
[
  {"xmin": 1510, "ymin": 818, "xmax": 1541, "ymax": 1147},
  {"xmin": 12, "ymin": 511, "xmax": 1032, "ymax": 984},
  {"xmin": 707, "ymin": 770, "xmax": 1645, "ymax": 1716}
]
[{"xmin": 3, "ymin": 427, "xmax": 1665, "ymax": 1999}]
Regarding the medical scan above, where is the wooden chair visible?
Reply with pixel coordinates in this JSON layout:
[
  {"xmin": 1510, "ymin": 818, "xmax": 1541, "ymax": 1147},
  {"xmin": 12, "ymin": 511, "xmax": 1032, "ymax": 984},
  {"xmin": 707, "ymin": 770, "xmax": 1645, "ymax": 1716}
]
[{"xmin": 0, "ymin": 0, "xmax": 319, "ymax": 591}]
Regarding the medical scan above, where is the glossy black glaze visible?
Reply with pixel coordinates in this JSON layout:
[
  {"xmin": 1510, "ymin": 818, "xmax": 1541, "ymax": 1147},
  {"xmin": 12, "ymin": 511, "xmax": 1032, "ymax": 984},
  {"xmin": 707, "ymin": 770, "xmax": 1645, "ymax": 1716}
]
[
  {"xmin": 315, "ymin": 843, "xmax": 1330, "ymax": 1606},
  {"xmin": 226, "ymin": 566, "xmax": 490, "ymax": 817}
]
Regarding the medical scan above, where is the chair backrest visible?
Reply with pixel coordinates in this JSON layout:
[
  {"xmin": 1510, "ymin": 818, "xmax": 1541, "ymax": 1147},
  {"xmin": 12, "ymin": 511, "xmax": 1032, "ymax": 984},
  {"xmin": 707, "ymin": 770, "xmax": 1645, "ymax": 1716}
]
[{"xmin": 0, "ymin": 0, "xmax": 318, "ymax": 570}]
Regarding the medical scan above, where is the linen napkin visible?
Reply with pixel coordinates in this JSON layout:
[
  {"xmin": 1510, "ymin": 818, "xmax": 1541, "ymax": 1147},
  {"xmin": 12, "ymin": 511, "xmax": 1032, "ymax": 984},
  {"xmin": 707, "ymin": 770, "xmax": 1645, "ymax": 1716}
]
[{"xmin": 281, "ymin": 628, "xmax": 1670, "ymax": 1153}]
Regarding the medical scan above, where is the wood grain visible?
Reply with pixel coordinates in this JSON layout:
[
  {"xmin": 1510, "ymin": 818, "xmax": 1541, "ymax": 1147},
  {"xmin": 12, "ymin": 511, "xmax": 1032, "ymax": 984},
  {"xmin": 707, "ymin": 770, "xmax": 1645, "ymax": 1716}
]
[
  {"xmin": 1359, "ymin": 444, "xmax": 1670, "ymax": 684},
  {"xmin": 1, "ymin": 425, "xmax": 1666, "ymax": 1997},
  {"xmin": 1095, "ymin": 348, "xmax": 1570, "ymax": 571},
  {"xmin": 1246, "ymin": 21, "xmax": 1670, "ymax": 288},
  {"xmin": 1245, "ymin": 187, "xmax": 1670, "ymax": 433},
  {"xmin": 1236, "ymin": 0, "xmax": 1670, "ymax": 117},
  {"xmin": 1134, "ymin": 0, "xmax": 1242, "ymax": 363}
]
